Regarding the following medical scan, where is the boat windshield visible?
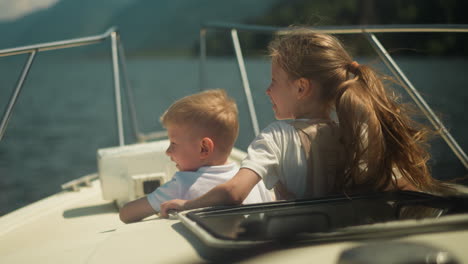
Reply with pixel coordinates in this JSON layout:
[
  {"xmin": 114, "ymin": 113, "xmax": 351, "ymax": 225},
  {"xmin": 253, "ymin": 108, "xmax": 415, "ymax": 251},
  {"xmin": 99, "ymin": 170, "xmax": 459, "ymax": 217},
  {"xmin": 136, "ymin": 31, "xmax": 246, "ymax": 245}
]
[{"xmin": 182, "ymin": 191, "xmax": 468, "ymax": 245}]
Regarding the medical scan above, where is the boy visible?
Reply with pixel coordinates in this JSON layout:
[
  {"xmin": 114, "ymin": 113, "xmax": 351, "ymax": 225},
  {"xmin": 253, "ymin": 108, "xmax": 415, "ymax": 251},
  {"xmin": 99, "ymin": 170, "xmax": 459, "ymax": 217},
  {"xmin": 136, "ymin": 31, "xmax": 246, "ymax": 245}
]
[{"xmin": 119, "ymin": 89, "xmax": 272, "ymax": 223}]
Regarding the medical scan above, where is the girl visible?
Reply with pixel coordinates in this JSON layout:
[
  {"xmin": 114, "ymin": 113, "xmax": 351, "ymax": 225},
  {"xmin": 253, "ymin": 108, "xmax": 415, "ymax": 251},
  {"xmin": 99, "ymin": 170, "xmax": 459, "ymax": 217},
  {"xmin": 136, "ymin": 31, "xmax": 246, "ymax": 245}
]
[{"xmin": 160, "ymin": 28, "xmax": 452, "ymax": 217}]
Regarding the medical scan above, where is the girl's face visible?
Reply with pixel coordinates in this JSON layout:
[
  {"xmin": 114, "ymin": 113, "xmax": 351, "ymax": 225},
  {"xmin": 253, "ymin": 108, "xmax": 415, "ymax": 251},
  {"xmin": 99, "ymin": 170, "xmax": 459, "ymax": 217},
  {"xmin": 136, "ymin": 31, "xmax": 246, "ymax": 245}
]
[
  {"xmin": 266, "ymin": 61, "xmax": 298, "ymax": 120},
  {"xmin": 165, "ymin": 124, "xmax": 203, "ymax": 171}
]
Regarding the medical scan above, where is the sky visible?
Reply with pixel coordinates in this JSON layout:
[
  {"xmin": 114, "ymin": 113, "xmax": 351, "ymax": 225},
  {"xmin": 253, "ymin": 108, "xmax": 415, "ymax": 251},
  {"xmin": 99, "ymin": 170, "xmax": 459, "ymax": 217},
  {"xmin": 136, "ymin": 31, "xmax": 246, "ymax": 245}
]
[{"xmin": 0, "ymin": 0, "xmax": 60, "ymax": 21}]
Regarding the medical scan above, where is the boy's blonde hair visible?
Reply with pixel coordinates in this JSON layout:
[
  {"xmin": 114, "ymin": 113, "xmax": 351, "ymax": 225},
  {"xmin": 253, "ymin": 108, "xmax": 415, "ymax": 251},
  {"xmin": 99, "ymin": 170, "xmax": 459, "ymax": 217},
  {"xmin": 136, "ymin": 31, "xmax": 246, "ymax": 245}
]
[{"xmin": 160, "ymin": 89, "xmax": 239, "ymax": 157}]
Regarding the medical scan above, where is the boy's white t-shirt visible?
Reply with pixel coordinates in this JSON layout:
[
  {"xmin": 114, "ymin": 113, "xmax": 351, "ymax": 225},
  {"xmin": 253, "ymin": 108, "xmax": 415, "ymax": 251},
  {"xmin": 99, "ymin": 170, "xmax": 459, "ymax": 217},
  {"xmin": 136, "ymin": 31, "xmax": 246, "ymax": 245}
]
[
  {"xmin": 147, "ymin": 162, "xmax": 273, "ymax": 211},
  {"xmin": 241, "ymin": 120, "xmax": 308, "ymax": 198}
]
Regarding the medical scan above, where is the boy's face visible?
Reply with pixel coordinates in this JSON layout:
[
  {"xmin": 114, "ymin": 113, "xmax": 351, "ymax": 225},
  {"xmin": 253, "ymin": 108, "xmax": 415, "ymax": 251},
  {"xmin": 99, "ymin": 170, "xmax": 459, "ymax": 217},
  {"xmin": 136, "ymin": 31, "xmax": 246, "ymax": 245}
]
[
  {"xmin": 165, "ymin": 124, "xmax": 204, "ymax": 171},
  {"xmin": 266, "ymin": 61, "xmax": 298, "ymax": 120}
]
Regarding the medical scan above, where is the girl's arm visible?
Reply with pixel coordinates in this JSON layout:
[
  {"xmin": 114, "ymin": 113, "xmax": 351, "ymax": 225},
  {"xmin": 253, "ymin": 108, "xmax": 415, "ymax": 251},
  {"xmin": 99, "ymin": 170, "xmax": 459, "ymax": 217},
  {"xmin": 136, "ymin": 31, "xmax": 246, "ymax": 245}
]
[
  {"xmin": 119, "ymin": 197, "xmax": 157, "ymax": 223},
  {"xmin": 160, "ymin": 168, "xmax": 261, "ymax": 218}
]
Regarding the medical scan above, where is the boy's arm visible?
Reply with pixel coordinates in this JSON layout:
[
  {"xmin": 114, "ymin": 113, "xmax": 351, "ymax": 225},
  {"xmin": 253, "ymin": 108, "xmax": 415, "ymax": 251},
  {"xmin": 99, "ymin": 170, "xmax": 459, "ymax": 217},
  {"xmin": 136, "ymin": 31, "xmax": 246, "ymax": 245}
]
[
  {"xmin": 160, "ymin": 168, "xmax": 261, "ymax": 218},
  {"xmin": 119, "ymin": 197, "xmax": 157, "ymax": 224}
]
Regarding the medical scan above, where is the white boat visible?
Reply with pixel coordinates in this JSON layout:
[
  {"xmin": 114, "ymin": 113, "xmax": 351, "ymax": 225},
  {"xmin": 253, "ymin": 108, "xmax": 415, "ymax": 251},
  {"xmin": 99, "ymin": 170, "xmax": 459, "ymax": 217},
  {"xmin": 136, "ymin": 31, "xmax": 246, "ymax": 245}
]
[{"xmin": 1, "ymin": 23, "xmax": 468, "ymax": 263}]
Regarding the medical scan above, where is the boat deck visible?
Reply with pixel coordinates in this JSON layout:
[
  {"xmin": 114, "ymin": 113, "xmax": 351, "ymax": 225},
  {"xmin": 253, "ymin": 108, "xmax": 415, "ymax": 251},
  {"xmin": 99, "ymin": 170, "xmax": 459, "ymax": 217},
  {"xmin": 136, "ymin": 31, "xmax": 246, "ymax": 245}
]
[
  {"xmin": 0, "ymin": 180, "xmax": 201, "ymax": 263},
  {"xmin": 1, "ymin": 179, "xmax": 468, "ymax": 263}
]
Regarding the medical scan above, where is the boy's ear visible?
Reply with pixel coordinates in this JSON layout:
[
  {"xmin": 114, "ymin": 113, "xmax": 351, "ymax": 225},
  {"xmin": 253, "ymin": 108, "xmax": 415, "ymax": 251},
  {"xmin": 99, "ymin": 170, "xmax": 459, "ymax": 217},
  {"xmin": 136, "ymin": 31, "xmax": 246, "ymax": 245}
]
[{"xmin": 200, "ymin": 137, "xmax": 214, "ymax": 159}]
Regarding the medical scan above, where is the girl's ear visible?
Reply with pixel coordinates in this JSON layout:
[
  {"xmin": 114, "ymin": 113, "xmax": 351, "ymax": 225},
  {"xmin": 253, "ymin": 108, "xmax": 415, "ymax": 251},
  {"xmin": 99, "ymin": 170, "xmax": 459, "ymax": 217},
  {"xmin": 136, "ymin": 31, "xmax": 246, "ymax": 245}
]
[
  {"xmin": 295, "ymin": 78, "xmax": 312, "ymax": 99},
  {"xmin": 200, "ymin": 137, "xmax": 214, "ymax": 159}
]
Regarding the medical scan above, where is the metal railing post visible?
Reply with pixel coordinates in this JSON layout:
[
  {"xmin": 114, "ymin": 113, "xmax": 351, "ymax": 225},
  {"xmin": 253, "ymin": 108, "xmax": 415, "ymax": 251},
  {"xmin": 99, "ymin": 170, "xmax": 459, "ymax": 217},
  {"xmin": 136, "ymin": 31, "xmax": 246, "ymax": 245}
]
[
  {"xmin": 118, "ymin": 40, "xmax": 140, "ymax": 142},
  {"xmin": 231, "ymin": 29, "xmax": 260, "ymax": 136},
  {"xmin": 111, "ymin": 31, "xmax": 125, "ymax": 146},
  {"xmin": 0, "ymin": 50, "xmax": 37, "ymax": 141},
  {"xmin": 364, "ymin": 32, "xmax": 468, "ymax": 169}
]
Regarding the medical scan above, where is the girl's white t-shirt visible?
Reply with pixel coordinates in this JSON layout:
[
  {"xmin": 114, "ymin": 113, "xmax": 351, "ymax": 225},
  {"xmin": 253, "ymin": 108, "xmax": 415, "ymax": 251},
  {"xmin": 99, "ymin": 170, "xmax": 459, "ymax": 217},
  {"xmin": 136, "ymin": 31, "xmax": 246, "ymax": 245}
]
[{"xmin": 241, "ymin": 120, "xmax": 308, "ymax": 198}]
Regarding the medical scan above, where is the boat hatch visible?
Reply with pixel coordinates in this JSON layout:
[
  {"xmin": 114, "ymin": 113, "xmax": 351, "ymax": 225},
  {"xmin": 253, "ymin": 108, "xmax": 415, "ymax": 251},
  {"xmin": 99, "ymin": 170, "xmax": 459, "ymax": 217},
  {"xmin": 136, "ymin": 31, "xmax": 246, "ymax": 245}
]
[{"xmin": 179, "ymin": 191, "xmax": 468, "ymax": 248}]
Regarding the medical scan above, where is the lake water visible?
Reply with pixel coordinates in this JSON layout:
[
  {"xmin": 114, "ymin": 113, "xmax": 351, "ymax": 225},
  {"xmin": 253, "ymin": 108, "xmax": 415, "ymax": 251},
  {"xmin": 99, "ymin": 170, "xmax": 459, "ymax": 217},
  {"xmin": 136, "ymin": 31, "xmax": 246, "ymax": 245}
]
[{"xmin": 0, "ymin": 54, "xmax": 467, "ymax": 216}]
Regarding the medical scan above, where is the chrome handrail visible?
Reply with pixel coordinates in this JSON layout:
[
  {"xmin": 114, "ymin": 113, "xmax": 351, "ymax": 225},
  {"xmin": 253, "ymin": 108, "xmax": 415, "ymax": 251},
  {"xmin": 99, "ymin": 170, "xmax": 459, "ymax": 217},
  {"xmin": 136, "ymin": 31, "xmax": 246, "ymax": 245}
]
[
  {"xmin": 199, "ymin": 23, "xmax": 468, "ymax": 170},
  {"xmin": 0, "ymin": 27, "xmax": 140, "ymax": 146},
  {"xmin": 202, "ymin": 22, "xmax": 468, "ymax": 34},
  {"xmin": 0, "ymin": 27, "xmax": 117, "ymax": 57}
]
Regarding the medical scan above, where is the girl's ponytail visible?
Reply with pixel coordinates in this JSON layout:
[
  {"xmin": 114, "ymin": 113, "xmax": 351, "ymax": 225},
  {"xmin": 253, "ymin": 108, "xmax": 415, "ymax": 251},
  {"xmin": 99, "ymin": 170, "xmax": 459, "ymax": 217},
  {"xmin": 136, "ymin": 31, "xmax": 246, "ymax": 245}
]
[
  {"xmin": 335, "ymin": 64, "xmax": 390, "ymax": 192},
  {"xmin": 336, "ymin": 63, "xmax": 453, "ymax": 195}
]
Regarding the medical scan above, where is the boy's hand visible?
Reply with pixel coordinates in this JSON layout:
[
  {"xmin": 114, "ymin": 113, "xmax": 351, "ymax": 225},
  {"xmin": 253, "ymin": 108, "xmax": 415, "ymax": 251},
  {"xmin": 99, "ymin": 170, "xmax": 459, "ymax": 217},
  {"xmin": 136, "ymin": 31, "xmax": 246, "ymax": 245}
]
[{"xmin": 160, "ymin": 199, "xmax": 187, "ymax": 218}]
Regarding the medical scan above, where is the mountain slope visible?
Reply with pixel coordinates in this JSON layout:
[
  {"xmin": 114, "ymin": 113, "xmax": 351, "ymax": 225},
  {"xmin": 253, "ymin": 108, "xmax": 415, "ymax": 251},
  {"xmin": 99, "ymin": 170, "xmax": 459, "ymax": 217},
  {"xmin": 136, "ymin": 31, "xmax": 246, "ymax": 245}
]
[{"xmin": 0, "ymin": 0, "xmax": 281, "ymax": 54}]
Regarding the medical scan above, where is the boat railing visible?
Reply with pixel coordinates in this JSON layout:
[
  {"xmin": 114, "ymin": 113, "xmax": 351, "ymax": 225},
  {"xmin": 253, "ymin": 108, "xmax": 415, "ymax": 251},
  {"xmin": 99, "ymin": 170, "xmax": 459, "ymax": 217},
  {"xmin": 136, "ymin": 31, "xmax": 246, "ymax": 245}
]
[
  {"xmin": 0, "ymin": 27, "xmax": 147, "ymax": 146},
  {"xmin": 199, "ymin": 23, "xmax": 468, "ymax": 169}
]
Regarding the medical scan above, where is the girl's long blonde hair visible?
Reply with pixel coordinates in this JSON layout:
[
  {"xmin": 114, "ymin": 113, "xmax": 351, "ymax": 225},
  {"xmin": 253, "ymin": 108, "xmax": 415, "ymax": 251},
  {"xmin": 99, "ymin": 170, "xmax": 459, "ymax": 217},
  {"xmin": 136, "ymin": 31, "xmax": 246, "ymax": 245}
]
[{"xmin": 269, "ymin": 28, "xmax": 452, "ymax": 195}]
